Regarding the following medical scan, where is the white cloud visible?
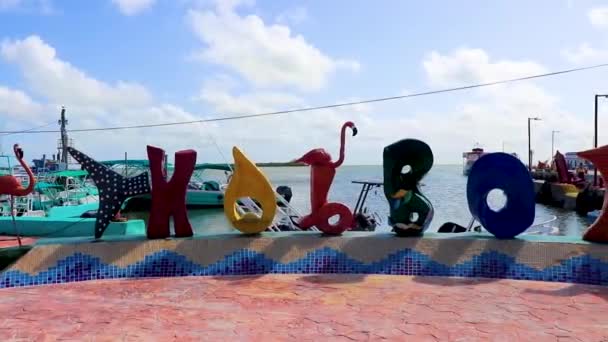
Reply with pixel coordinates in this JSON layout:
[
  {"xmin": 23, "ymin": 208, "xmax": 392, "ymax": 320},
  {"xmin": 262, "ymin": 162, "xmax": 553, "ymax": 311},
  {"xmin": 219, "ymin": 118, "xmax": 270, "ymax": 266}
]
[
  {"xmin": 0, "ymin": 35, "xmax": 218, "ymax": 159},
  {"xmin": 423, "ymin": 48, "xmax": 546, "ymax": 86},
  {"xmin": 1, "ymin": 36, "xmax": 152, "ymax": 111},
  {"xmin": 419, "ymin": 48, "xmax": 590, "ymax": 164},
  {"xmin": 562, "ymin": 42, "xmax": 608, "ymax": 64},
  {"xmin": 191, "ymin": 47, "xmax": 588, "ymax": 165},
  {"xmin": 190, "ymin": 74, "xmax": 379, "ymax": 163},
  {"xmin": 276, "ymin": 6, "xmax": 308, "ymax": 25},
  {"xmin": 3, "ymin": 33, "xmax": 590, "ymax": 167},
  {"xmin": 187, "ymin": 2, "xmax": 359, "ymax": 92},
  {"xmin": 561, "ymin": 7, "xmax": 608, "ymax": 64},
  {"xmin": 0, "ymin": 0, "xmax": 54, "ymax": 14},
  {"xmin": 197, "ymin": 88, "xmax": 303, "ymax": 116},
  {"xmin": 589, "ymin": 6, "xmax": 608, "ymax": 29},
  {"xmin": 0, "ymin": 86, "xmax": 44, "ymax": 122},
  {"xmin": 111, "ymin": 0, "xmax": 155, "ymax": 16}
]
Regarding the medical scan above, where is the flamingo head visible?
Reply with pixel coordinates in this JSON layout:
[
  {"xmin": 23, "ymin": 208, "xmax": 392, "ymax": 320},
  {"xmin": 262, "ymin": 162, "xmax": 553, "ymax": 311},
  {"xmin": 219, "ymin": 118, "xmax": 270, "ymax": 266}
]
[
  {"xmin": 343, "ymin": 121, "xmax": 358, "ymax": 136},
  {"xmin": 13, "ymin": 144, "xmax": 24, "ymax": 160}
]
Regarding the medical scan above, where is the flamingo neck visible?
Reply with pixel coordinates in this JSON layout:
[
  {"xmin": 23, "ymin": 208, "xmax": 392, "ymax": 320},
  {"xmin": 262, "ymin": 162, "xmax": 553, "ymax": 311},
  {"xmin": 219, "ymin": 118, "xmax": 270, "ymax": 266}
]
[
  {"xmin": 16, "ymin": 157, "xmax": 35, "ymax": 194},
  {"xmin": 331, "ymin": 124, "xmax": 347, "ymax": 168}
]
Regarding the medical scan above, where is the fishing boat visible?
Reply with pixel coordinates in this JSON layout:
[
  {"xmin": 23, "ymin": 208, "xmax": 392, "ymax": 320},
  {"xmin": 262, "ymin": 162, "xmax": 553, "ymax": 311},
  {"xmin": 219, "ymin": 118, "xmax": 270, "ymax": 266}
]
[
  {"xmin": 32, "ymin": 169, "xmax": 99, "ymax": 210},
  {"xmin": 0, "ymin": 154, "xmax": 142, "ymax": 238},
  {"xmin": 0, "ymin": 194, "xmax": 144, "ymax": 238},
  {"xmin": 100, "ymin": 160, "xmax": 231, "ymax": 209}
]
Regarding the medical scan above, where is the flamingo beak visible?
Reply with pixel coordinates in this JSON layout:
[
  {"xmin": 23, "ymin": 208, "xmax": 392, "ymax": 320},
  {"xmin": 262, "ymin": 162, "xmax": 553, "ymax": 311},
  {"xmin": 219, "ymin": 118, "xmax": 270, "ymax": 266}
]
[
  {"xmin": 392, "ymin": 189, "xmax": 408, "ymax": 199},
  {"xmin": 351, "ymin": 126, "xmax": 358, "ymax": 136},
  {"xmin": 14, "ymin": 144, "xmax": 23, "ymax": 159}
]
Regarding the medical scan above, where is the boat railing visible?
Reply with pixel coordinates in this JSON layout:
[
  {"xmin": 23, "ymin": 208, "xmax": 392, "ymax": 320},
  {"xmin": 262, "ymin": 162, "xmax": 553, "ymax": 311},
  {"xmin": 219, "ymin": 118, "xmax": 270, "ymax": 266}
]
[
  {"xmin": 352, "ymin": 180, "xmax": 383, "ymax": 216},
  {"xmin": 233, "ymin": 190, "xmax": 316, "ymax": 232}
]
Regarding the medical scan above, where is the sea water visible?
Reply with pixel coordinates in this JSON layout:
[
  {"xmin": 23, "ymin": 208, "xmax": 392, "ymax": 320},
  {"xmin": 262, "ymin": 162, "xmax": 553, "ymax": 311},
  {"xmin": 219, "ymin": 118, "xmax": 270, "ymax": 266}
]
[{"xmin": 126, "ymin": 165, "xmax": 590, "ymax": 236}]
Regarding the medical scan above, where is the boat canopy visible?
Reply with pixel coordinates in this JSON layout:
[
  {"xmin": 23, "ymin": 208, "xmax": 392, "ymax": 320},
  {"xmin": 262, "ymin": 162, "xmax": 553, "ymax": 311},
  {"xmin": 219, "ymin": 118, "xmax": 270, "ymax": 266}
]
[
  {"xmin": 48, "ymin": 170, "xmax": 89, "ymax": 178},
  {"xmin": 34, "ymin": 182, "xmax": 63, "ymax": 190},
  {"xmin": 100, "ymin": 159, "xmax": 175, "ymax": 169},
  {"xmin": 100, "ymin": 160, "xmax": 150, "ymax": 167},
  {"xmin": 98, "ymin": 160, "xmax": 231, "ymax": 173}
]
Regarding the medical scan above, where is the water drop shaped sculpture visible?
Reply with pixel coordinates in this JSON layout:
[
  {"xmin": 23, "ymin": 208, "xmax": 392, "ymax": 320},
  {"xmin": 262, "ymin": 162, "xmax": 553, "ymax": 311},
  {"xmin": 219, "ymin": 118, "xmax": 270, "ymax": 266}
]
[{"xmin": 223, "ymin": 146, "xmax": 277, "ymax": 234}]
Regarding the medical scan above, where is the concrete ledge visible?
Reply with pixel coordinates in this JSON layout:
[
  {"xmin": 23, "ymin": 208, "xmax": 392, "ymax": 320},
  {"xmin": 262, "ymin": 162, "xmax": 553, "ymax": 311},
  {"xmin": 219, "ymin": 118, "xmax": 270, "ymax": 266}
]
[{"xmin": 2, "ymin": 232, "xmax": 608, "ymax": 288}]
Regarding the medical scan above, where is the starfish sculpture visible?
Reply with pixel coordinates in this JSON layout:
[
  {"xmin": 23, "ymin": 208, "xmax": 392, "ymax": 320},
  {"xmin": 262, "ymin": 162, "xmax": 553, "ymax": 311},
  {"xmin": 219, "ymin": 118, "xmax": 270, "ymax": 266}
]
[{"xmin": 68, "ymin": 147, "xmax": 151, "ymax": 238}]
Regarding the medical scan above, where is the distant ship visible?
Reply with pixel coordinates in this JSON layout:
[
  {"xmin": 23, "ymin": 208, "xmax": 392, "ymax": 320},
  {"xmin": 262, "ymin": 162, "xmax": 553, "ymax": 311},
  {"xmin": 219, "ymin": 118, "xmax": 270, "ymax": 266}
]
[
  {"xmin": 462, "ymin": 146, "xmax": 487, "ymax": 176},
  {"xmin": 462, "ymin": 145, "xmax": 519, "ymax": 176}
]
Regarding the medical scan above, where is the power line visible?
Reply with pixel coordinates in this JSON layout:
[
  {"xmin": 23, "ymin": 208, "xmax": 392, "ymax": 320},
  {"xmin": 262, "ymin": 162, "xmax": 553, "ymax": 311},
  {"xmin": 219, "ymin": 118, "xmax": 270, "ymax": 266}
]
[
  {"xmin": 0, "ymin": 122, "xmax": 55, "ymax": 137},
  {"xmin": 1, "ymin": 62, "xmax": 607, "ymax": 135}
]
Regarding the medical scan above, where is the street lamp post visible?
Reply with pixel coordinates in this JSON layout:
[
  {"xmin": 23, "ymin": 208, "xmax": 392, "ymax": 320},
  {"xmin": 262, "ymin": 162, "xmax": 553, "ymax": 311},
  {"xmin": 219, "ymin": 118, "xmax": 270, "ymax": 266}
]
[
  {"xmin": 528, "ymin": 117, "xmax": 542, "ymax": 172},
  {"xmin": 551, "ymin": 130, "xmax": 559, "ymax": 161},
  {"xmin": 594, "ymin": 95, "xmax": 608, "ymax": 186}
]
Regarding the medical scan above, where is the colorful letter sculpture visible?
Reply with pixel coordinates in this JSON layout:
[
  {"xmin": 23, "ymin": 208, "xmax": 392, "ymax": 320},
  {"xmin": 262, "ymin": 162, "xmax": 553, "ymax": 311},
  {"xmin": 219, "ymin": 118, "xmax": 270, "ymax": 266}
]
[
  {"xmin": 383, "ymin": 139, "xmax": 434, "ymax": 236},
  {"xmin": 146, "ymin": 145, "xmax": 196, "ymax": 239},
  {"xmin": 223, "ymin": 147, "xmax": 277, "ymax": 234},
  {"xmin": 467, "ymin": 152, "xmax": 535, "ymax": 239},
  {"xmin": 296, "ymin": 121, "xmax": 358, "ymax": 234},
  {"xmin": 578, "ymin": 145, "xmax": 608, "ymax": 243},
  {"xmin": 68, "ymin": 147, "xmax": 151, "ymax": 239}
]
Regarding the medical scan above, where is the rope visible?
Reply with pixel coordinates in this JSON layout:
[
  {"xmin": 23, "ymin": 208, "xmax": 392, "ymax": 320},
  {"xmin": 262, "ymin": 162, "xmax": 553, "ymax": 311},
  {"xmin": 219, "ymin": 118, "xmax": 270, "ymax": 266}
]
[
  {"xmin": 198, "ymin": 122, "xmax": 233, "ymax": 173},
  {"xmin": 1, "ymin": 62, "xmax": 607, "ymax": 135},
  {"xmin": 10, "ymin": 196, "xmax": 22, "ymax": 247}
]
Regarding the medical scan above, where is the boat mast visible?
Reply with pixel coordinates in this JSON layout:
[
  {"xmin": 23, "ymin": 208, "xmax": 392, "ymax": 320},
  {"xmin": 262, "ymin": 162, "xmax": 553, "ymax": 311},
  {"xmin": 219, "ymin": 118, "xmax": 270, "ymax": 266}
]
[{"xmin": 58, "ymin": 106, "xmax": 69, "ymax": 164}]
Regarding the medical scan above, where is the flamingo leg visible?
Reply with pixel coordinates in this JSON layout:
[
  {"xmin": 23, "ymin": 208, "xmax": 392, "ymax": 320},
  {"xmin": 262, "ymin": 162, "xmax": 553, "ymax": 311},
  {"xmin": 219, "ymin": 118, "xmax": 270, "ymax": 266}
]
[{"xmin": 10, "ymin": 196, "xmax": 22, "ymax": 247}]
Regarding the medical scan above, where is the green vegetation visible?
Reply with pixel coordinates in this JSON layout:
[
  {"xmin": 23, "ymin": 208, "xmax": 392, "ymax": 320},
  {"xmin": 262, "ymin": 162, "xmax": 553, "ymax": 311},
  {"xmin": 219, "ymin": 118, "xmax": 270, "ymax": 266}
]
[{"xmin": 256, "ymin": 162, "xmax": 305, "ymax": 167}]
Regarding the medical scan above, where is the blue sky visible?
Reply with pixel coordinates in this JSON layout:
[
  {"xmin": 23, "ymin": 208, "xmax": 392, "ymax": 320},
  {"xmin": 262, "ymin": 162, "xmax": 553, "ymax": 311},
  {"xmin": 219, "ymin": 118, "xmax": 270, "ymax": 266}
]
[{"xmin": 1, "ymin": 0, "xmax": 608, "ymax": 165}]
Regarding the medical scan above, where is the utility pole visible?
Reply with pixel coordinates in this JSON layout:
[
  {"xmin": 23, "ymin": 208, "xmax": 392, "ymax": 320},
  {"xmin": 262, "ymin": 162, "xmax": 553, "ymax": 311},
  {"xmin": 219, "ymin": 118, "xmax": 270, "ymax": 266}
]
[
  {"xmin": 594, "ymin": 95, "xmax": 608, "ymax": 186},
  {"xmin": 58, "ymin": 106, "xmax": 69, "ymax": 164},
  {"xmin": 528, "ymin": 118, "xmax": 532, "ymax": 172},
  {"xmin": 528, "ymin": 117, "xmax": 541, "ymax": 172}
]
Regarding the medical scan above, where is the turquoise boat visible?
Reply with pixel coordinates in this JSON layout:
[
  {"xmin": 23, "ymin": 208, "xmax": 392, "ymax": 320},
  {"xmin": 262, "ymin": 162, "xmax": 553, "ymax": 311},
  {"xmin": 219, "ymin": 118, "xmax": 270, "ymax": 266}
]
[
  {"xmin": 33, "ymin": 169, "xmax": 99, "ymax": 209},
  {"xmin": 101, "ymin": 160, "xmax": 231, "ymax": 209},
  {"xmin": 0, "ymin": 215, "xmax": 145, "ymax": 238},
  {"xmin": 0, "ymin": 197, "xmax": 145, "ymax": 238}
]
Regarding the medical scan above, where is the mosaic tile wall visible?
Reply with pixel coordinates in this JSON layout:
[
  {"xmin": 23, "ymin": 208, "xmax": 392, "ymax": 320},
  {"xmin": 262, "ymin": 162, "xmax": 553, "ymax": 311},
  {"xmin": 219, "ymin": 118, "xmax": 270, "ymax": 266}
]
[{"xmin": 2, "ymin": 233, "xmax": 608, "ymax": 288}]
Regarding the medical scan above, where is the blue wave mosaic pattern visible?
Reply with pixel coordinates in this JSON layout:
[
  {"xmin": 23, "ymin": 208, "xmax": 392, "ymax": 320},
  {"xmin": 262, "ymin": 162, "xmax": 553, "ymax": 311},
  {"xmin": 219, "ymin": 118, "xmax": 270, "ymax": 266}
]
[{"xmin": 2, "ymin": 247, "xmax": 608, "ymax": 288}]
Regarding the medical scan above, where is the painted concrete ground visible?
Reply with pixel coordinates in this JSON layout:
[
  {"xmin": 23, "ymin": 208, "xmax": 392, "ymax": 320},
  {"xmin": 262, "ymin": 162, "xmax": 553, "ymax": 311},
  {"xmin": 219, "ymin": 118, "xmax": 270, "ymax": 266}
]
[
  {"xmin": 0, "ymin": 275, "xmax": 607, "ymax": 341},
  {"xmin": 0, "ymin": 236, "xmax": 35, "ymax": 249}
]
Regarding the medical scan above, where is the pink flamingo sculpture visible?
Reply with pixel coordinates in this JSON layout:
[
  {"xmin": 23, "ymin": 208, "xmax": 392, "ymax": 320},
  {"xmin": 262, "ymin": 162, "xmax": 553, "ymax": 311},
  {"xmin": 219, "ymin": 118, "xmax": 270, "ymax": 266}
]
[
  {"xmin": 0, "ymin": 144, "xmax": 35, "ymax": 246},
  {"xmin": 296, "ymin": 121, "xmax": 357, "ymax": 234}
]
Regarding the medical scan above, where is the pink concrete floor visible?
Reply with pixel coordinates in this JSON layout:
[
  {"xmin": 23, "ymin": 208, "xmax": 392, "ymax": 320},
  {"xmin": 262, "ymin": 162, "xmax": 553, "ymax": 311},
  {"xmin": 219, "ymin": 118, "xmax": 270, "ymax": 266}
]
[
  {"xmin": 0, "ymin": 275, "xmax": 607, "ymax": 341},
  {"xmin": 0, "ymin": 236, "xmax": 36, "ymax": 249}
]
